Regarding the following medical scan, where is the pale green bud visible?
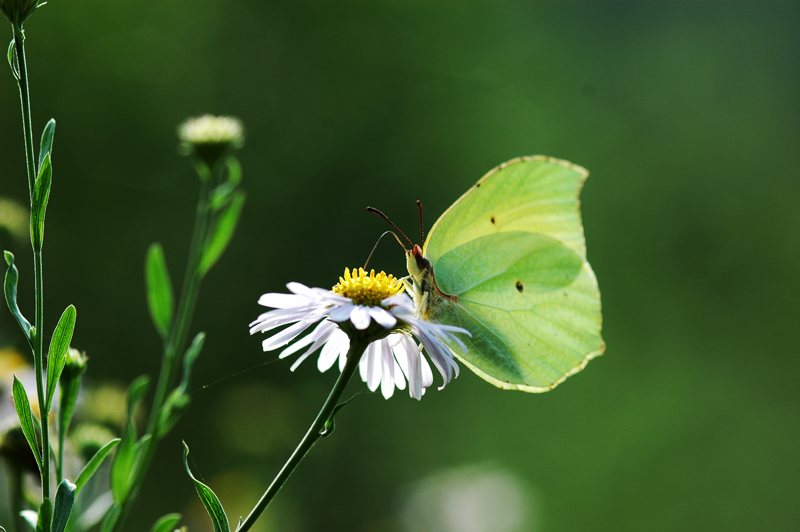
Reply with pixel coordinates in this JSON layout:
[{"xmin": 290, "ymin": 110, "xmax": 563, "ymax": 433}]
[{"xmin": 178, "ymin": 115, "xmax": 244, "ymax": 170}]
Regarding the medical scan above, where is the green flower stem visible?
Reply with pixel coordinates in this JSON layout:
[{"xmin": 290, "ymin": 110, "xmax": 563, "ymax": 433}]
[
  {"xmin": 237, "ymin": 340, "xmax": 367, "ymax": 532},
  {"xmin": 13, "ymin": 32, "xmax": 36, "ymax": 199},
  {"xmin": 110, "ymin": 175, "xmax": 213, "ymax": 532},
  {"xmin": 33, "ymin": 249, "xmax": 50, "ymax": 502},
  {"xmin": 15, "ymin": 29, "xmax": 52, "ymax": 504}
]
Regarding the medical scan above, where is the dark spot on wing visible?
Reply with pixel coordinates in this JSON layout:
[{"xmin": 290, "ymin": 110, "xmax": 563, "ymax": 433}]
[
  {"xmin": 476, "ymin": 183, "xmax": 481, "ymax": 188},
  {"xmin": 490, "ymin": 216, "xmax": 496, "ymax": 224},
  {"xmin": 516, "ymin": 281, "xmax": 523, "ymax": 292}
]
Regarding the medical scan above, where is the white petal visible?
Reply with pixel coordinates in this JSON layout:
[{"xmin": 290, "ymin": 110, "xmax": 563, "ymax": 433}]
[
  {"xmin": 420, "ymin": 353, "xmax": 434, "ymax": 388},
  {"xmin": 366, "ymin": 343, "xmax": 381, "ymax": 391},
  {"xmin": 383, "ymin": 293, "xmax": 414, "ymax": 308},
  {"xmin": 261, "ymin": 319, "xmax": 315, "ymax": 351},
  {"xmin": 257, "ymin": 292, "xmax": 309, "ymax": 309},
  {"xmin": 317, "ymin": 330, "xmax": 343, "ymax": 372},
  {"xmin": 350, "ymin": 306, "xmax": 371, "ymax": 330},
  {"xmin": 328, "ymin": 303, "xmax": 354, "ymax": 322},
  {"xmin": 290, "ymin": 326, "xmax": 336, "ymax": 371},
  {"xmin": 359, "ymin": 351, "xmax": 369, "ymax": 382},
  {"xmin": 369, "ymin": 307, "xmax": 396, "ymax": 328},
  {"xmin": 393, "ymin": 359, "xmax": 406, "ymax": 391},
  {"xmin": 338, "ymin": 334, "xmax": 350, "ymax": 371},
  {"xmin": 380, "ymin": 340, "xmax": 395, "ymax": 399},
  {"xmin": 279, "ymin": 321, "xmax": 332, "ymax": 358}
]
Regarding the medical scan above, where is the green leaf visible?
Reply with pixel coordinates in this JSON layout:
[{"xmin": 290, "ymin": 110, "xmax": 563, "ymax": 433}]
[
  {"xmin": 4, "ymin": 251, "xmax": 33, "ymax": 346},
  {"xmin": 209, "ymin": 158, "xmax": 242, "ymax": 212},
  {"xmin": 45, "ymin": 305, "xmax": 76, "ymax": 412},
  {"xmin": 37, "ymin": 498, "xmax": 52, "ymax": 532},
  {"xmin": 51, "ymin": 480, "xmax": 76, "ymax": 532},
  {"xmin": 110, "ymin": 376, "xmax": 149, "ymax": 502},
  {"xmin": 75, "ymin": 438, "xmax": 120, "ymax": 493},
  {"xmin": 30, "ymin": 153, "xmax": 52, "ymax": 249},
  {"xmin": 226, "ymin": 157, "xmax": 242, "ymax": 186},
  {"xmin": 145, "ymin": 243, "xmax": 174, "ymax": 339},
  {"xmin": 98, "ymin": 503, "xmax": 120, "ymax": 532},
  {"xmin": 199, "ymin": 191, "xmax": 246, "ymax": 276},
  {"xmin": 149, "ymin": 513, "xmax": 182, "ymax": 532},
  {"xmin": 183, "ymin": 443, "xmax": 230, "ymax": 532},
  {"xmin": 12, "ymin": 376, "xmax": 41, "ymax": 473},
  {"xmin": 38, "ymin": 119, "xmax": 56, "ymax": 173},
  {"xmin": 157, "ymin": 332, "xmax": 204, "ymax": 437},
  {"xmin": 8, "ymin": 38, "xmax": 19, "ymax": 81}
]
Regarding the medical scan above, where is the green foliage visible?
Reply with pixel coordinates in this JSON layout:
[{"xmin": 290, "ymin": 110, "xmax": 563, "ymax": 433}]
[
  {"xmin": 7, "ymin": 38, "xmax": 18, "ymax": 81},
  {"xmin": 145, "ymin": 243, "xmax": 175, "ymax": 339},
  {"xmin": 182, "ymin": 443, "xmax": 230, "ymax": 532},
  {"xmin": 199, "ymin": 191, "xmax": 246, "ymax": 276},
  {"xmin": 38, "ymin": 118, "xmax": 55, "ymax": 173},
  {"xmin": 75, "ymin": 438, "xmax": 120, "ymax": 493},
  {"xmin": 157, "ymin": 332, "xmax": 205, "ymax": 437},
  {"xmin": 12, "ymin": 376, "xmax": 41, "ymax": 473},
  {"xmin": 149, "ymin": 513, "xmax": 182, "ymax": 532},
  {"xmin": 30, "ymin": 153, "xmax": 52, "ymax": 249},
  {"xmin": 45, "ymin": 305, "xmax": 76, "ymax": 412},
  {"xmin": 3, "ymin": 250, "xmax": 33, "ymax": 346},
  {"xmin": 110, "ymin": 376, "xmax": 149, "ymax": 502},
  {"xmin": 51, "ymin": 480, "xmax": 76, "ymax": 532}
]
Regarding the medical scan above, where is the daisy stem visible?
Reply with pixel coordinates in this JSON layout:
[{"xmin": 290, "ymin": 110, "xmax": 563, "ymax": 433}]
[
  {"xmin": 237, "ymin": 340, "xmax": 367, "ymax": 532},
  {"xmin": 15, "ymin": 28, "xmax": 53, "ymax": 504}
]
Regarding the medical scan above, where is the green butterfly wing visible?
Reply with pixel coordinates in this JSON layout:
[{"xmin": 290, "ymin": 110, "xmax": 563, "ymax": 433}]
[{"xmin": 424, "ymin": 156, "xmax": 604, "ymax": 392}]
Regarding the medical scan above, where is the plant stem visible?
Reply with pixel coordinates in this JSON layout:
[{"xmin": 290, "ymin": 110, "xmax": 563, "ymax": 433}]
[
  {"xmin": 15, "ymin": 29, "xmax": 51, "ymax": 503},
  {"xmin": 110, "ymin": 176, "xmax": 212, "ymax": 532},
  {"xmin": 237, "ymin": 341, "xmax": 367, "ymax": 532},
  {"xmin": 14, "ymin": 32, "xmax": 36, "ymax": 199}
]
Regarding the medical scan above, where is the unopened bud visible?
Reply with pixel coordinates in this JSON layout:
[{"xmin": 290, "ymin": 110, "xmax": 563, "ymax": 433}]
[{"xmin": 178, "ymin": 115, "xmax": 244, "ymax": 172}]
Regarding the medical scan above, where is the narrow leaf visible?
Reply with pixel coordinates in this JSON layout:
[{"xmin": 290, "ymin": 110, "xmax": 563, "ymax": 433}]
[
  {"xmin": 8, "ymin": 39, "xmax": 19, "ymax": 81},
  {"xmin": 51, "ymin": 480, "xmax": 76, "ymax": 532},
  {"xmin": 145, "ymin": 243, "xmax": 174, "ymax": 338},
  {"xmin": 199, "ymin": 191, "xmax": 246, "ymax": 276},
  {"xmin": 183, "ymin": 443, "xmax": 230, "ymax": 532},
  {"xmin": 226, "ymin": 157, "xmax": 242, "ymax": 186},
  {"xmin": 30, "ymin": 153, "xmax": 52, "ymax": 249},
  {"xmin": 149, "ymin": 513, "xmax": 182, "ymax": 532},
  {"xmin": 75, "ymin": 438, "xmax": 120, "ymax": 493},
  {"xmin": 4, "ymin": 251, "xmax": 33, "ymax": 345},
  {"xmin": 110, "ymin": 376, "xmax": 149, "ymax": 502},
  {"xmin": 12, "ymin": 376, "xmax": 41, "ymax": 472},
  {"xmin": 45, "ymin": 305, "xmax": 76, "ymax": 412},
  {"xmin": 38, "ymin": 119, "xmax": 56, "ymax": 172},
  {"xmin": 157, "ymin": 332, "xmax": 204, "ymax": 437},
  {"xmin": 98, "ymin": 503, "xmax": 120, "ymax": 532}
]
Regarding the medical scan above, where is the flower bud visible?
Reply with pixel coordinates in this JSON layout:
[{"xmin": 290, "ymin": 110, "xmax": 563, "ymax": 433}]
[
  {"xmin": 178, "ymin": 115, "xmax": 244, "ymax": 172},
  {"xmin": 0, "ymin": 0, "xmax": 42, "ymax": 31}
]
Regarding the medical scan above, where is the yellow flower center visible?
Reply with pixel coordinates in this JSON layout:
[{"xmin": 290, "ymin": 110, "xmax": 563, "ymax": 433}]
[{"xmin": 332, "ymin": 268, "xmax": 404, "ymax": 307}]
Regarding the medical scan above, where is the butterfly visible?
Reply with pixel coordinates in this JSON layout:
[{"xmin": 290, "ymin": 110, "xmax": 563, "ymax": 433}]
[{"xmin": 400, "ymin": 156, "xmax": 604, "ymax": 392}]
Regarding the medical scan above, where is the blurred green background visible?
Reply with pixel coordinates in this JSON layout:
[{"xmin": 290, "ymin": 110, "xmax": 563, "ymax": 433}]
[{"xmin": 1, "ymin": 1, "xmax": 799, "ymax": 531}]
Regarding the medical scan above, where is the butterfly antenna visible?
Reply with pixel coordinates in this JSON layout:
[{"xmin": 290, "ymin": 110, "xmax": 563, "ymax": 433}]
[
  {"xmin": 366, "ymin": 207, "xmax": 414, "ymax": 248},
  {"xmin": 416, "ymin": 200, "xmax": 425, "ymax": 246},
  {"xmin": 363, "ymin": 231, "xmax": 408, "ymax": 269}
]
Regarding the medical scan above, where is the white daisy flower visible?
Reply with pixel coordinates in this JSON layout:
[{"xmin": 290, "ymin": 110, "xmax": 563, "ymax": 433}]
[{"xmin": 249, "ymin": 268, "xmax": 470, "ymax": 400}]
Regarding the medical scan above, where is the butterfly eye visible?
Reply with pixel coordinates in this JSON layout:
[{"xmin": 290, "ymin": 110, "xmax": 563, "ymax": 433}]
[{"xmin": 412, "ymin": 244, "xmax": 429, "ymax": 270}]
